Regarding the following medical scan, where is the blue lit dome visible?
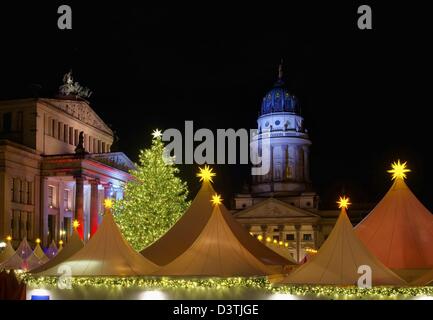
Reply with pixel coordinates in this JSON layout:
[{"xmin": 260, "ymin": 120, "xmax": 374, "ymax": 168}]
[{"xmin": 260, "ymin": 64, "xmax": 299, "ymax": 115}]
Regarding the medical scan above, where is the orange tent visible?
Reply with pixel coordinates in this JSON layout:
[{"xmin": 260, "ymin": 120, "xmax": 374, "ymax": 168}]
[
  {"xmin": 274, "ymin": 199, "xmax": 405, "ymax": 286},
  {"xmin": 355, "ymin": 178, "xmax": 433, "ymax": 270}
]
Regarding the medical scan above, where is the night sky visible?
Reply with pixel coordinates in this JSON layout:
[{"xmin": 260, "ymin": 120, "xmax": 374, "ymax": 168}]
[{"xmin": 1, "ymin": 2, "xmax": 432, "ymax": 210}]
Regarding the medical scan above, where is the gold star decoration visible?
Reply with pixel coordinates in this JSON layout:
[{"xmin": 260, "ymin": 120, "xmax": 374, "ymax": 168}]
[
  {"xmin": 73, "ymin": 219, "xmax": 80, "ymax": 230},
  {"xmin": 211, "ymin": 194, "xmax": 223, "ymax": 206},
  {"xmin": 152, "ymin": 129, "xmax": 163, "ymax": 139},
  {"xmin": 337, "ymin": 196, "xmax": 351, "ymax": 210},
  {"xmin": 104, "ymin": 198, "xmax": 114, "ymax": 209},
  {"xmin": 197, "ymin": 165, "xmax": 216, "ymax": 183},
  {"xmin": 6, "ymin": 235, "xmax": 12, "ymax": 241},
  {"xmin": 387, "ymin": 160, "xmax": 411, "ymax": 180}
]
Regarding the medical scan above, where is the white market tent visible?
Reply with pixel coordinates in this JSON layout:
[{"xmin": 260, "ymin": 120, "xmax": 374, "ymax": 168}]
[
  {"xmin": 274, "ymin": 206, "xmax": 406, "ymax": 286},
  {"xmin": 0, "ymin": 241, "xmax": 15, "ymax": 264},
  {"xmin": 33, "ymin": 243, "xmax": 49, "ymax": 264},
  {"xmin": 154, "ymin": 201, "xmax": 281, "ymax": 276},
  {"xmin": 31, "ymin": 230, "xmax": 84, "ymax": 274},
  {"xmin": 142, "ymin": 180, "xmax": 292, "ymax": 271},
  {"xmin": 35, "ymin": 212, "xmax": 158, "ymax": 276}
]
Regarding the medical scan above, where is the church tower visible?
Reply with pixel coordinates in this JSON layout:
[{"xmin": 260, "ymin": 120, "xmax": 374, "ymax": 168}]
[
  {"xmin": 252, "ymin": 62, "xmax": 312, "ymax": 195},
  {"xmin": 234, "ymin": 62, "xmax": 318, "ymax": 211}
]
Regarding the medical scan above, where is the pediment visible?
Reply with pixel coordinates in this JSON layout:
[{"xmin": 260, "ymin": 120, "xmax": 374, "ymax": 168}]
[
  {"xmin": 40, "ymin": 98, "xmax": 113, "ymax": 135},
  {"xmin": 234, "ymin": 198, "xmax": 319, "ymax": 219}
]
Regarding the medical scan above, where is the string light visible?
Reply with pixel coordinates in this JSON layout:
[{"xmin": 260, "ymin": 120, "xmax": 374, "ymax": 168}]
[{"xmin": 18, "ymin": 274, "xmax": 433, "ymax": 299}]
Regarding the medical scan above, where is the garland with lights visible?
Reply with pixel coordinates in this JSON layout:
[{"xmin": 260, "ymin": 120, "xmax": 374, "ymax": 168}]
[
  {"xmin": 113, "ymin": 130, "xmax": 190, "ymax": 251},
  {"xmin": 18, "ymin": 273, "xmax": 433, "ymax": 299}
]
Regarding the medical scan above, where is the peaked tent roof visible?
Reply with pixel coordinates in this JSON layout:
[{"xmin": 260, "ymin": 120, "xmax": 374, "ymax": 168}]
[
  {"xmin": 0, "ymin": 241, "xmax": 15, "ymax": 264},
  {"xmin": 33, "ymin": 244, "xmax": 49, "ymax": 263},
  {"xmin": 0, "ymin": 251, "xmax": 43, "ymax": 271},
  {"xmin": 46, "ymin": 240, "xmax": 58, "ymax": 259},
  {"xmin": 154, "ymin": 203, "xmax": 281, "ymax": 276},
  {"xmin": 141, "ymin": 180, "xmax": 292, "ymax": 267},
  {"xmin": 275, "ymin": 207, "xmax": 406, "ymax": 285},
  {"xmin": 15, "ymin": 238, "xmax": 33, "ymax": 259},
  {"xmin": 36, "ymin": 212, "xmax": 158, "ymax": 276},
  {"xmin": 31, "ymin": 230, "xmax": 84, "ymax": 274},
  {"xmin": 355, "ymin": 179, "xmax": 433, "ymax": 269}
]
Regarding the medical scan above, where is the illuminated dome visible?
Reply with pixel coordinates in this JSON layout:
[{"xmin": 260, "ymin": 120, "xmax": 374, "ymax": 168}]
[{"xmin": 260, "ymin": 65, "xmax": 299, "ymax": 115}]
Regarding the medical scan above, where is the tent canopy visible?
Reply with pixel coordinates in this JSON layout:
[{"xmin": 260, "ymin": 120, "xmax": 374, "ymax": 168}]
[
  {"xmin": 36, "ymin": 212, "xmax": 158, "ymax": 276},
  {"xmin": 0, "ymin": 241, "xmax": 15, "ymax": 264},
  {"xmin": 355, "ymin": 179, "xmax": 433, "ymax": 269},
  {"xmin": 142, "ymin": 181, "xmax": 291, "ymax": 268},
  {"xmin": 154, "ymin": 203, "xmax": 281, "ymax": 276},
  {"xmin": 275, "ymin": 207, "xmax": 406, "ymax": 286},
  {"xmin": 31, "ymin": 230, "xmax": 84, "ymax": 274}
]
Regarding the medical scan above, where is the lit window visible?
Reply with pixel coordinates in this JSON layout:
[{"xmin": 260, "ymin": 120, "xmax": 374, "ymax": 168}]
[
  {"xmin": 286, "ymin": 234, "xmax": 295, "ymax": 241},
  {"xmin": 303, "ymin": 234, "xmax": 313, "ymax": 241},
  {"xmin": 48, "ymin": 185, "xmax": 56, "ymax": 208}
]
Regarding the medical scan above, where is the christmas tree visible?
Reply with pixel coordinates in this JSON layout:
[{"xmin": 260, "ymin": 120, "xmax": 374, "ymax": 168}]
[{"xmin": 113, "ymin": 129, "xmax": 190, "ymax": 251}]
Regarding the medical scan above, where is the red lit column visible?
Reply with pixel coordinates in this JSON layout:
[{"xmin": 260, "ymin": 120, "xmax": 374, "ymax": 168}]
[
  {"xmin": 90, "ymin": 179, "xmax": 99, "ymax": 237},
  {"xmin": 74, "ymin": 176, "xmax": 84, "ymax": 239}
]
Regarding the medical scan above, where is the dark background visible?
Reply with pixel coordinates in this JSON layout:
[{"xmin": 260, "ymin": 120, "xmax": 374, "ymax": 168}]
[{"xmin": 0, "ymin": 1, "xmax": 431, "ymax": 210}]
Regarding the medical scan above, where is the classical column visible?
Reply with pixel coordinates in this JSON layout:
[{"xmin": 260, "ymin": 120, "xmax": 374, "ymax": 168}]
[
  {"xmin": 295, "ymin": 224, "xmax": 301, "ymax": 263},
  {"xmin": 303, "ymin": 146, "xmax": 310, "ymax": 183},
  {"xmin": 74, "ymin": 176, "xmax": 84, "ymax": 239},
  {"xmin": 278, "ymin": 224, "xmax": 285, "ymax": 243},
  {"xmin": 89, "ymin": 180, "xmax": 99, "ymax": 237}
]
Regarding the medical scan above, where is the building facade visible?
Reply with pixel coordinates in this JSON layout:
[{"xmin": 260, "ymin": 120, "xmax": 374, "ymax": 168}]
[
  {"xmin": 0, "ymin": 93, "xmax": 134, "ymax": 247},
  {"xmin": 233, "ymin": 64, "xmax": 365, "ymax": 262}
]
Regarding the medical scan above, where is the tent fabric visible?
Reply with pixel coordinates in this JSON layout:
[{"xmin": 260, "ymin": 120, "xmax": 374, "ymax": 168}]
[
  {"xmin": 411, "ymin": 269, "xmax": 433, "ymax": 286},
  {"xmin": 154, "ymin": 204, "xmax": 280, "ymax": 276},
  {"xmin": 355, "ymin": 179, "xmax": 433, "ymax": 269},
  {"xmin": 0, "ymin": 253, "xmax": 23, "ymax": 270},
  {"xmin": 0, "ymin": 251, "xmax": 44, "ymax": 271},
  {"xmin": 275, "ymin": 208, "xmax": 406, "ymax": 286},
  {"xmin": 31, "ymin": 230, "xmax": 84, "ymax": 274},
  {"xmin": 46, "ymin": 240, "xmax": 59, "ymax": 259},
  {"xmin": 35, "ymin": 212, "xmax": 158, "ymax": 276},
  {"xmin": 33, "ymin": 244, "xmax": 49, "ymax": 264},
  {"xmin": 0, "ymin": 241, "xmax": 16, "ymax": 264},
  {"xmin": 15, "ymin": 238, "xmax": 33, "ymax": 259},
  {"xmin": 142, "ymin": 181, "xmax": 292, "ymax": 267}
]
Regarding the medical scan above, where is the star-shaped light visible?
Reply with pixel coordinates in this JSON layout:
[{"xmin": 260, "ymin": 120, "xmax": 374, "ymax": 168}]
[
  {"xmin": 73, "ymin": 220, "xmax": 80, "ymax": 230},
  {"xmin": 211, "ymin": 194, "xmax": 223, "ymax": 206},
  {"xmin": 152, "ymin": 129, "xmax": 163, "ymax": 139},
  {"xmin": 387, "ymin": 160, "xmax": 411, "ymax": 180},
  {"xmin": 197, "ymin": 165, "xmax": 216, "ymax": 183},
  {"xmin": 6, "ymin": 235, "xmax": 12, "ymax": 241},
  {"xmin": 337, "ymin": 196, "xmax": 351, "ymax": 210},
  {"xmin": 104, "ymin": 198, "xmax": 113, "ymax": 209}
]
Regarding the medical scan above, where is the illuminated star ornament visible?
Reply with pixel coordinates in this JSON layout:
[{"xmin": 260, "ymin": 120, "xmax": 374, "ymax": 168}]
[
  {"xmin": 152, "ymin": 129, "xmax": 163, "ymax": 139},
  {"xmin": 337, "ymin": 196, "xmax": 351, "ymax": 210},
  {"xmin": 104, "ymin": 198, "xmax": 114, "ymax": 209},
  {"xmin": 35, "ymin": 238, "xmax": 41, "ymax": 244},
  {"xmin": 211, "ymin": 194, "xmax": 223, "ymax": 206},
  {"xmin": 197, "ymin": 165, "xmax": 216, "ymax": 183},
  {"xmin": 73, "ymin": 219, "xmax": 80, "ymax": 230},
  {"xmin": 6, "ymin": 235, "xmax": 12, "ymax": 241},
  {"xmin": 387, "ymin": 160, "xmax": 411, "ymax": 180}
]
